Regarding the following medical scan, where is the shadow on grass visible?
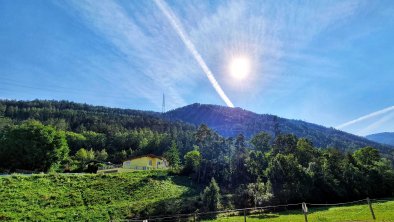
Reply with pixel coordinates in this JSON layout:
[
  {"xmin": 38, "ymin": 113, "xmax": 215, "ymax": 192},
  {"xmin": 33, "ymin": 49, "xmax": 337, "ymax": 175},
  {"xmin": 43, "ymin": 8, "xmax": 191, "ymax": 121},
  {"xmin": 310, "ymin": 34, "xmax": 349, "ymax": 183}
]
[
  {"xmin": 248, "ymin": 213, "xmax": 279, "ymax": 219},
  {"xmin": 124, "ymin": 173, "xmax": 201, "ymax": 197},
  {"xmin": 120, "ymin": 173, "xmax": 201, "ymax": 220}
]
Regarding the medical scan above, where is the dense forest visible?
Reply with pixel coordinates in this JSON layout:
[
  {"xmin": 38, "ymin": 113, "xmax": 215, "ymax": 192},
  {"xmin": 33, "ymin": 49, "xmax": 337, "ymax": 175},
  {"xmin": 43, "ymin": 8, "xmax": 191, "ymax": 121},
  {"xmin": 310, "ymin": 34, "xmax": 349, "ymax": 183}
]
[
  {"xmin": 0, "ymin": 99, "xmax": 196, "ymax": 162},
  {"xmin": 0, "ymin": 99, "xmax": 393, "ymax": 208},
  {"xmin": 165, "ymin": 103, "xmax": 394, "ymax": 153}
]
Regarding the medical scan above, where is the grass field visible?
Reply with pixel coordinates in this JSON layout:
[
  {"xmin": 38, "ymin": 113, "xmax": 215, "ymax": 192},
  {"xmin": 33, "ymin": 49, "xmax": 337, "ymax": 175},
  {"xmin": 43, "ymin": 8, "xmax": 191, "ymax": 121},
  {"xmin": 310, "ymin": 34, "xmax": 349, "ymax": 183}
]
[
  {"xmin": 0, "ymin": 171, "xmax": 199, "ymax": 221},
  {"xmin": 203, "ymin": 200, "xmax": 394, "ymax": 222},
  {"xmin": 1, "ymin": 172, "xmax": 392, "ymax": 222}
]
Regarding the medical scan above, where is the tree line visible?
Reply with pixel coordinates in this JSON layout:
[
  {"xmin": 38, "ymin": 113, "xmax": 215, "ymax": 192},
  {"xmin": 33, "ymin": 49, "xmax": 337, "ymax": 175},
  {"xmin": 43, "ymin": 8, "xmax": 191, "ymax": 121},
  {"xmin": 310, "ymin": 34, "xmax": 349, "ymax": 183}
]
[
  {"xmin": 0, "ymin": 100, "xmax": 393, "ymax": 209},
  {"xmin": 183, "ymin": 125, "xmax": 394, "ymax": 212},
  {"xmin": 1, "ymin": 120, "xmax": 392, "ymax": 210}
]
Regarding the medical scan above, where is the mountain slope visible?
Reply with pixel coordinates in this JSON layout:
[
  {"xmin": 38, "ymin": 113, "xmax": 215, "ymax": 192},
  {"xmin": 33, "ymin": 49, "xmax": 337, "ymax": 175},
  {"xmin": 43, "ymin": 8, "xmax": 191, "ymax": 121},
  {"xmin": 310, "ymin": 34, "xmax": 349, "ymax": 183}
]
[
  {"xmin": 1, "ymin": 100, "xmax": 392, "ymax": 156},
  {"xmin": 0, "ymin": 171, "xmax": 198, "ymax": 221},
  {"xmin": 0, "ymin": 99, "xmax": 195, "ymax": 134},
  {"xmin": 366, "ymin": 132, "xmax": 394, "ymax": 146},
  {"xmin": 165, "ymin": 103, "xmax": 393, "ymax": 152},
  {"xmin": 0, "ymin": 99, "xmax": 197, "ymax": 158}
]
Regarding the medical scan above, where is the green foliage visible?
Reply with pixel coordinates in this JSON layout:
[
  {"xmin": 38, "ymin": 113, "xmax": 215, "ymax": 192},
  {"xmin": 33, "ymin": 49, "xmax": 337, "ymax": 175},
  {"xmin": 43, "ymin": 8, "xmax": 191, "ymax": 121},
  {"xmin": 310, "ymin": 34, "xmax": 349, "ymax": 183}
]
[
  {"xmin": 0, "ymin": 120, "xmax": 69, "ymax": 172},
  {"xmin": 73, "ymin": 148, "xmax": 96, "ymax": 169},
  {"xmin": 74, "ymin": 148, "xmax": 87, "ymax": 160},
  {"xmin": 65, "ymin": 131, "xmax": 86, "ymax": 154},
  {"xmin": 112, "ymin": 150, "xmax": 128, "ymax": 163},
  {"xmin": 0, "ymin": 117, "xmax": 13, "ymax": 131},
  {"xmin": 164, "ymin": 141, "xmax": 181, "ymax": 168},
  {"xmin": 266, "ymin": 153, "xmax": 311, "ymax": 203},
  {"xmin": 96, "ymin": 149, "xmax": 108, "ymax": 161},
  {"xmin": 295, "ymin": 138, "xmax": 317, "ymax": 167},
  {"xmin": 183, "ymin": 146, "xmax": 201, "ymax": 174},
  {"xmin": 354, "ymin": 146, "xmax": 381, "ymax": 165},
  {"xmin": 0, "ymin": 103, "xmax": 6, "ymax": 116},
  {"xmin": 202, "ymin": 178, "xmax": 221, "ymax": 212},
  {"xmin": 235, "ymin": 178, "xmax": 273, "ymax": 208},
  {"xmin": 246, "ymin": 150, "xmax": 267, "ymax": 181},
  {"xmin": 272, "ymin": 134, "xmax": 298, "ymax": 155},
  {"xmin": 0, "ymin": 171, "xmax": 199, "ymax": 221},
  {"xmin": 0, "ymin": 99, "xmax": 196, "ymax": 163},
  {"xmin": 82, "ymin": 131, "xmax": 107, "ymax": 150},
  {"xmin": 250, "ymin": 132, "xmax": 271, "ymax": 152}
]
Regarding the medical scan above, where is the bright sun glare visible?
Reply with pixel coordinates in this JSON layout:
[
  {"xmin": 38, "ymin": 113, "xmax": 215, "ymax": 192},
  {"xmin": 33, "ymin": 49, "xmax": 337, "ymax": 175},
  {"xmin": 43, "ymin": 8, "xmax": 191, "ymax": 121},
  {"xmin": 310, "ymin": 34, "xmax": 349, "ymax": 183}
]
[{"xmin": 229, "ymin": 57, "xmax": 251, "ymax": 80}]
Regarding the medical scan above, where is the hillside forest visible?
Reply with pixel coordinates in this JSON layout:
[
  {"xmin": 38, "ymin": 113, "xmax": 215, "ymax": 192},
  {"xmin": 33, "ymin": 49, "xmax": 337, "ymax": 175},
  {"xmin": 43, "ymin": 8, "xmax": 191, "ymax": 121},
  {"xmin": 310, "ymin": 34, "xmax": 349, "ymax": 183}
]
[{"xmin": 0, "ymin": 100, "xmax": 393, "ymax": 210}]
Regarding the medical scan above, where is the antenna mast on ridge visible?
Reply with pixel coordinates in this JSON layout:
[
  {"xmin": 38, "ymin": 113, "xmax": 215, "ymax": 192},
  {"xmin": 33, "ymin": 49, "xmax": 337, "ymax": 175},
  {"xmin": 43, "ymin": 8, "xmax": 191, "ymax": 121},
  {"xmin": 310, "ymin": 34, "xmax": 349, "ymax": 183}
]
[{"xmin": 162, "ymin": 93, "xmax": 165, "ymax": 113}]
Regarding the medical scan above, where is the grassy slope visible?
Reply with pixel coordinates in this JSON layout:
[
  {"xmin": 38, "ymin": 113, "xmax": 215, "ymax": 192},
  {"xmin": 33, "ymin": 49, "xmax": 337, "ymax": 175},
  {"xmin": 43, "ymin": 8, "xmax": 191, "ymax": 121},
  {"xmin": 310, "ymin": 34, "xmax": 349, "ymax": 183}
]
[
  {"xmin": 0, "ymin": 171, "xmax": 199, "ymax": 221},
  {"xmin": 205, "ymin": 200, "xmax": 394, "ymax": 222}
]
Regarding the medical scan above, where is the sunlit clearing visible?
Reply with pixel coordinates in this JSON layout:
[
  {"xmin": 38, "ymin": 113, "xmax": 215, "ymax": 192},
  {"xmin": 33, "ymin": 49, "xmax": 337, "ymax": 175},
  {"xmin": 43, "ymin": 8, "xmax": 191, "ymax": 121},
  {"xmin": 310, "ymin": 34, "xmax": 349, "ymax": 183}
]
[{"xmin": 229, "ymin": 57, "xmax": 251, "ymax": 80}]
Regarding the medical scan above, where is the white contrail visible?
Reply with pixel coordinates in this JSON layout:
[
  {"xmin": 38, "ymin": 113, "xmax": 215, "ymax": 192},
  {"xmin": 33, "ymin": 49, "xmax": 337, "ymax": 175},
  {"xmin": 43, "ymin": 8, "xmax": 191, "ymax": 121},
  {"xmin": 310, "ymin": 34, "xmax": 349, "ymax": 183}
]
[
  {"xmin": 359, "ymin": 111, "xmax": 394, "ymax": 136},
  {"xmin": 336, "ymin": 106, "xmax": 394, "ymax": 129},
  {"xmin": 154, "ymin": 0, "xmax": 234, "ymax": 107}
]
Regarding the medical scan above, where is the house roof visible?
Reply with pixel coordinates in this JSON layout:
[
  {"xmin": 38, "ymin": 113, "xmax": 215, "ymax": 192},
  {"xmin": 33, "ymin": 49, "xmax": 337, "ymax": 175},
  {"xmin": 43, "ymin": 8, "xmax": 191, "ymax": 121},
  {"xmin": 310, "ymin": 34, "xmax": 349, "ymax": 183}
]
[{"xmin": 125, "ymin": 154, "xmax": 166, "ymax": 162}]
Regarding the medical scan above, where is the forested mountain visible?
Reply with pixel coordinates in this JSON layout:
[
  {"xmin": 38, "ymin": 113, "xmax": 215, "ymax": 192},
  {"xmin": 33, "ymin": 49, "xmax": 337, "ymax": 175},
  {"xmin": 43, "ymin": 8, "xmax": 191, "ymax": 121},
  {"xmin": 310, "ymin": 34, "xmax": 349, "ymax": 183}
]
[
  {"xmin": 366, "ymin": 132, "xmax": 394, "ymax": 146},
  {"xmin": 0, "ymin": 99, "xmax": 197, "ymax": 161},
  {"xmin": 0, "ymin": 99, "xmax": 190, "ymax": 133},
  {"xmin": 1, "ymin": 99, "xmax": 393, "ymax": 206},
  {"xmin": 1, "ymin": 100, "xmax": 392, "ymax": 157},
  {"xmin": 165, "ymin": 103, "xmax": 393, "ymax": 153}
]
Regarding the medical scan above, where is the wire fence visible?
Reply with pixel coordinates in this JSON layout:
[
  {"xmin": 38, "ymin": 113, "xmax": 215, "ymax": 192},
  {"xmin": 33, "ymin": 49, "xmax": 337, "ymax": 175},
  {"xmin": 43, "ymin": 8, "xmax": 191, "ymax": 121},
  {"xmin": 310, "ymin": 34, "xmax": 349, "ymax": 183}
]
[{"xmin": 114, "ymin": 197, "xmax": 393, "ymax": 222}]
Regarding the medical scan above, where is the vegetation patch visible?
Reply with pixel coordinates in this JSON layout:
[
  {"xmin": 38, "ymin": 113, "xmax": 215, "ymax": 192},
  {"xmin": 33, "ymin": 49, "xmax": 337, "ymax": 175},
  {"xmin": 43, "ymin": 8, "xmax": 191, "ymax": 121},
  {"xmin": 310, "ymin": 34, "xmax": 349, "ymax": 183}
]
[{"xmin": 0, "ymin": 171, "xmax": 199, "ymax": 221}]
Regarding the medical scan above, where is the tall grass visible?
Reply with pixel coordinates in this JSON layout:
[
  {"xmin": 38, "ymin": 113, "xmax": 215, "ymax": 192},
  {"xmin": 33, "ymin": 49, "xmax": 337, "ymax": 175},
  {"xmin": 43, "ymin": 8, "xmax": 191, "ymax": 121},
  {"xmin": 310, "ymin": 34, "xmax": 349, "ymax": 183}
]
[{"xmin": 0, "ymin": 171, "xmax": 199, "ymax": 221}]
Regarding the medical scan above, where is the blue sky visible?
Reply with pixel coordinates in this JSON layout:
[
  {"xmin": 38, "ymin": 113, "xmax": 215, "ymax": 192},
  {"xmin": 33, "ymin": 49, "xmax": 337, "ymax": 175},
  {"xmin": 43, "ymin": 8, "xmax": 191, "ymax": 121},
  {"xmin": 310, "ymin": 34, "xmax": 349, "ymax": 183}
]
[{"xmin": 1, "ymin": 0, "xmax": 394, "ymax": 136}]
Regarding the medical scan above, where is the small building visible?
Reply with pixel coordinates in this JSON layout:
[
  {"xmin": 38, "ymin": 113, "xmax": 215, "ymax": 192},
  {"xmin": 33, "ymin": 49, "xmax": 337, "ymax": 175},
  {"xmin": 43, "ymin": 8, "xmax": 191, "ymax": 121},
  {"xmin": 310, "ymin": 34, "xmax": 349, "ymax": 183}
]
[{"xmin": 123, "ymin": 154, "xmax": 168, "ymax": 170}]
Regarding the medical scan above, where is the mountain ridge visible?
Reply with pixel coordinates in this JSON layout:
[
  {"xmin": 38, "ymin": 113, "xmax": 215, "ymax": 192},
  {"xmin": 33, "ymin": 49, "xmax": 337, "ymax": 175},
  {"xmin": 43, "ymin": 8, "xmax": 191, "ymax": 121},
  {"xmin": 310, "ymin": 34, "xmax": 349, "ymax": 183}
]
[
  {"xmin": 366, "ymin": 132, "xmax": 394, "ymax": 146},
  {"xmin": 164, "ymin": 103, "xmax": 393, "ymax": 153},
  {"xmin": 1, "ymin": 100, "xmax": 393, "ymax": 157}
]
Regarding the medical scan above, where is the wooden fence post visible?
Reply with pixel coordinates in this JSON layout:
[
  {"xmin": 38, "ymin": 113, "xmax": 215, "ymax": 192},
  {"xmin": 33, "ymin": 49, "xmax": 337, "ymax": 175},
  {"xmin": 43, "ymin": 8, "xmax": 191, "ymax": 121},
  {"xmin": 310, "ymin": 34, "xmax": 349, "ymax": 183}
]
[
  {"xmin": 367, "ymin": 197, "xmax": 376, "ymax": 220},
  {"xmin": 302, "ymin": 202, "xmax": 308, "ymax": 222},
  {"xmin": 243, "ymin": 209, "xmax": 247, "ymax": 222}
]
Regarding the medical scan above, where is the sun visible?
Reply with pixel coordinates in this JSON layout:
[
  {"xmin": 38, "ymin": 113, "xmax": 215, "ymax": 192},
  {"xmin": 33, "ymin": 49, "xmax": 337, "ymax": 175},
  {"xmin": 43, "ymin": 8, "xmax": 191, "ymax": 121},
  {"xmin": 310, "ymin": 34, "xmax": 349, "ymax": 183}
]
[{"xmin": 229, "ymin": 56, "xmax": 251, "ymax": 80}]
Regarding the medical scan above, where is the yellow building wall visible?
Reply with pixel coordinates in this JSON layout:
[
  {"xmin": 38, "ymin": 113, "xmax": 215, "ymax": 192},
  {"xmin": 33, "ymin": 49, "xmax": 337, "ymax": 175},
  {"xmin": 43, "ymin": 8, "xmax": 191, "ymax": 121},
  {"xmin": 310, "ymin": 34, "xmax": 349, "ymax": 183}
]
[{"xmin": 123, "ymin": 156, "xmax": 167, "ymax": 170}]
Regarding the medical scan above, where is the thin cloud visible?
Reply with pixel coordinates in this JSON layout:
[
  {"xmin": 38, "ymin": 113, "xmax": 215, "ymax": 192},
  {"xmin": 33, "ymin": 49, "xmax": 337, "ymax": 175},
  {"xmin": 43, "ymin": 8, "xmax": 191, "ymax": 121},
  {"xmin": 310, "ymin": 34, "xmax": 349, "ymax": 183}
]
[
  {"xmin": 179, "ymin": 0, "xmax": 365, "ymax": 97},
  {"xmin": 61, "ymin": 0, "xmax": 367, "ymax": 110},
  {"xmin": 65, "ymin": 0, "xmax": 188, "ymax": 109},
  {"xmin": 336, "ymin": 106, "xmax": 394, "ymax": 129},
  {"xmin": 359, "ymin": 111, "xmax": 394, "ymax": 136},
  {"xmin": 154, "ymin": 0, "xmax": 234, "ymax": 107}
]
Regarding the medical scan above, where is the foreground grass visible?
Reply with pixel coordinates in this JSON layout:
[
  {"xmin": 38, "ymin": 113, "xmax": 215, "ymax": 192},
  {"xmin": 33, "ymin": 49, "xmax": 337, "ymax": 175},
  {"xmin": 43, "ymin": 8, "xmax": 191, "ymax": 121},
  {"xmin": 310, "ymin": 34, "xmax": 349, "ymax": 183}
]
[
  {"xmin": 203, "ymin": 200, "xmax": 394, "ymax": 222},
  {"xmin": 0, "ymin": 171, "xmax": 199, "ymax": 221}
]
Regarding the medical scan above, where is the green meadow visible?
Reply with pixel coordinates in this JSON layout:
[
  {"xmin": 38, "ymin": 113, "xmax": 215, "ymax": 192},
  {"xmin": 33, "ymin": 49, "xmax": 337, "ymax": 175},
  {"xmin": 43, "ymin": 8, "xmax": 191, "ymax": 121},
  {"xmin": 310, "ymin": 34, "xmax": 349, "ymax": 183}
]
[
  {"xmin": 0, "ymin": 171, "xmax": 393, "ymax": 222},
  {"xmin": 204, "ymin": 200, "xmax": 394, "ymax": 222},
  {"xmin": 0, "ymin": 171, "xmax": 199, "ymax": 221}
]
